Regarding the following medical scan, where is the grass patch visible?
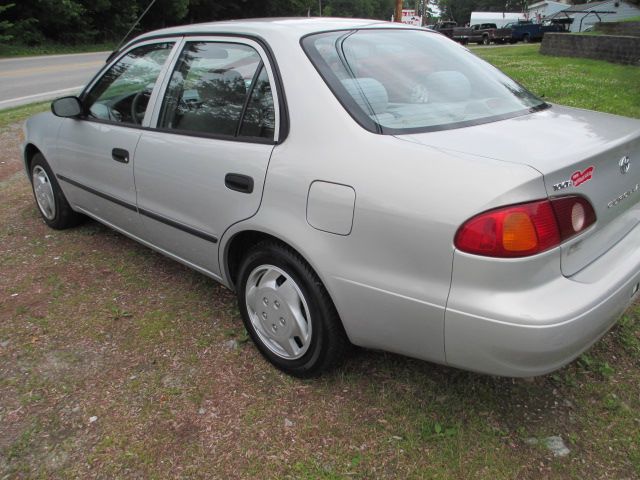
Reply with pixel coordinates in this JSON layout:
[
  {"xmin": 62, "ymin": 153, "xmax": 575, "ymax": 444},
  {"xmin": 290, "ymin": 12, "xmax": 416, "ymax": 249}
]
[
  {"xmin": 617, "ymin": 306, "xmax": 640, "ymax": 356},
  {"xmin": 473, "ymin": 44, "xmax": 640, "ymax": 118},
  {"xmin": 6, "ymin": 422, "xmax": 39, "ymax": 461},
  {"xmin": 573, "ymin": 30, "xmax": 606, "ymax": 35},
  {"xmin": 0, "ymin": 43, "xmax": 114, "ymax": 58},
  {"xmin": 138, "ymin": 310, "xmax": 174, "ymax": 342},
  {"xmin": 0, "ymin": 102, "xmax": 50, "ymax": 128}
]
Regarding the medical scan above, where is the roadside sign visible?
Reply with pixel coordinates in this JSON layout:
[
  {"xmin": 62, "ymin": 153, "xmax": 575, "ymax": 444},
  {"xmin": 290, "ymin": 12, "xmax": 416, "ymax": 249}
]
[{"xmin": 400, "ymin": 9, "xmax": 423, "ymax": 26}]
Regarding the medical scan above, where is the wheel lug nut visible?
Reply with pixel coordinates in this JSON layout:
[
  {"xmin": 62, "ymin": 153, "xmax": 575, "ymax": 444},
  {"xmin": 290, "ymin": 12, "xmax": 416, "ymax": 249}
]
[
  {"xmin": 279, "ymin": 317, "xmax": 286, "ymax": 326},
  {"xmin": 263, "ymin": 297, "xmax": 269, "ymax": 305},
  {"xmin": 274, "ymin": 301, "xmax": 280, "ymax": 309},
  {"xmin": 262, "ymin": 312, "xmax": 267, "ymax": 320},
  {"xmin": 271, "ymin": 324, "xmax": 277, "ymax": 332}
]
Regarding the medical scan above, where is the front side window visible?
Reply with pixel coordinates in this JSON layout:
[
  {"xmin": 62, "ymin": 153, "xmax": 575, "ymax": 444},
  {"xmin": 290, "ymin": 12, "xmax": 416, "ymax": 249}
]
[
  {"xmin": 302, "ymin": 29, "xmax": 546, "ymax": 134},
  {"xmin": 84, "ymin": 42, "xmax": 174, "ymax": 125},
  {"xmin": 158, "ymin": 41, "xmax": 275, "ymax": 140}
]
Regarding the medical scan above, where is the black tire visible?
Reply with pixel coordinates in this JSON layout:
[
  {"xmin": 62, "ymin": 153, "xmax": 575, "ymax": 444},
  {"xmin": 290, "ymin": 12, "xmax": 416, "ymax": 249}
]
[
  {"xmin": 523, "ymin": 34, "xmax": 530, "ymax": 44},
  {"xmin": 482, "ymin": 35, "xmax": 490, "ymax": 46},
  {"xmin": 237, "ymin": 241, "xmax": 348, "ymax": 378},
  {"xmin": 29, "ymin": 153, "xmax": 83, "ymax": 229}
]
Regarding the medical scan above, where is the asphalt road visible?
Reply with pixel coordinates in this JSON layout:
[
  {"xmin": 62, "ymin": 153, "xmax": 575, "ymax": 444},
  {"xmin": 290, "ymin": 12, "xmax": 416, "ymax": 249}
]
[{"xmin": 0, "ymin": 51, "xmax": 109, "ymax": 110}]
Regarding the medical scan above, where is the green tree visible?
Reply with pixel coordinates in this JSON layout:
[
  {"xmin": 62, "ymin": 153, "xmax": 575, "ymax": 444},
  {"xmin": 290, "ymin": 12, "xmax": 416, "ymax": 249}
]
[
  {"xmin": 142, "ymin": 0, "xmax": 189, "ymax": 29},
  {"xmin": 0, "ymin": 2, "xmax": 13, "ymax": 42},
  {"xmin": 0, "ymin": 0, "xmax": 424, "ymax": 46},
  {"xmin": 323, "ymin": 0, "xmax": 396, "ymax": 19},
  {"xmin": 187, "ymin": 0, "xmax": 315, "ymax": 22},
  {"xmin": 81, "ymin": 0, "xmax": 139, "ymax": 42},
  {"xmin": 437, "ymin": 0, "xmax": 474, "ymax": 23},
  {"xmin": 3, "ymin": 0, "xmax": 90, "ymax": 44}
]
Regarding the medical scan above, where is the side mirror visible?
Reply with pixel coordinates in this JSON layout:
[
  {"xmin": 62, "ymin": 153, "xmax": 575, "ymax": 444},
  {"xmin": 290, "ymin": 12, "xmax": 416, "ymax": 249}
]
[{"xmin": 51, "ymin": 96, "xmax": 83, "ymax": 118}]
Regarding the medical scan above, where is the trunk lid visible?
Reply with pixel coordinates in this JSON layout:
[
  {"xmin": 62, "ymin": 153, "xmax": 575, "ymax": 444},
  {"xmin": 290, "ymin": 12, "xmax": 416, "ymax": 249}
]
[{"xmin": 401, "ymin": 105, "xmax": 640, "ymax": 276}]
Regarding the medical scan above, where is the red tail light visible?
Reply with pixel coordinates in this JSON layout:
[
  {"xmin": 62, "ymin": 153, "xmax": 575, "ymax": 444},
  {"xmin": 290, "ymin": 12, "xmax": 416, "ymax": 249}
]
[{"xmin": 454, "ymin": 196, "xmax": 596, "ymax": 258}]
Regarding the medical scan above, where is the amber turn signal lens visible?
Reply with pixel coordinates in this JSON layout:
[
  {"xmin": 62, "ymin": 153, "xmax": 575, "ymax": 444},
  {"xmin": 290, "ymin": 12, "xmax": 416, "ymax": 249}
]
[{"xmin": 502, "ymin": 212, "xmax": 537, "ymax": 252}]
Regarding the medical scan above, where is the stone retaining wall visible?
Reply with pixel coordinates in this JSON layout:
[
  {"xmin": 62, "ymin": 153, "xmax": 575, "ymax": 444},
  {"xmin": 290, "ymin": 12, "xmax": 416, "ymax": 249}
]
[{"xmin": 540, "ymin": 33, "xmax": 640, "ymax": 65}]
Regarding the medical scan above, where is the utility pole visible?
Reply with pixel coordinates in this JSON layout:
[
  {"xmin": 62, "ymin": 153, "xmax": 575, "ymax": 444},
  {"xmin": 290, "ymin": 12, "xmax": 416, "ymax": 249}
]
[
  {"xmin": 319, "ymin": 0, "xmax": 322, "ymax": 16},
  {"xmin": 395, "ymin": 0, "xmax": 403, "ymax": 22}
]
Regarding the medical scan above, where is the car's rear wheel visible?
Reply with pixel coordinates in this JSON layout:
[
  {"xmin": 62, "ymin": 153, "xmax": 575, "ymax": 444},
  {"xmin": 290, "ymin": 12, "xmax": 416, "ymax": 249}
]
[
  {"xmin": 30, "ymin": 153, "xmax": 83, "ymax": 229},
  {"xmin": 482, "ymin": 35, "xmax": 490, "ymax": 45},
  {"xmin": 237, "ymin": 241, "xmax": 348, "ymax": 377},
  {"xmin": 522, "ymin": 33, "xmax": 531, "ymax": 43}
]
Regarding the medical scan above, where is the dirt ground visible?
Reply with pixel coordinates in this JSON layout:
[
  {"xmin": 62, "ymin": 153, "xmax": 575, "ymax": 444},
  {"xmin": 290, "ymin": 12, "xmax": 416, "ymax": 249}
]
[
  {"xmin": 1, "ymin": 122, "xmax": 640, "ymax": 479},
  {"xmin": 0, "ymin": 124, "xmax": 25, "ymax": 182}
]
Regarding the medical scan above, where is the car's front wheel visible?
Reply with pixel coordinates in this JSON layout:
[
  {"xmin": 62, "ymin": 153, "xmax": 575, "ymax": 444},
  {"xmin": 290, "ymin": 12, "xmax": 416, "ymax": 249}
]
[
  {"xmin": 30, "ymin": 153, "xmax": 83, "ymax": 229},
  {"xmin": 237, "ymin": 241, "xmax": 348, "ymax": 377}
]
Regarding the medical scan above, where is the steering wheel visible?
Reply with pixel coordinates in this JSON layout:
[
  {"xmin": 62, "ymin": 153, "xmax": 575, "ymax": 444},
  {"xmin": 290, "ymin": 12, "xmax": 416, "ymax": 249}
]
[{"xmin": 130, "ymin": 91, "xmax": 149, "ymax": 124}]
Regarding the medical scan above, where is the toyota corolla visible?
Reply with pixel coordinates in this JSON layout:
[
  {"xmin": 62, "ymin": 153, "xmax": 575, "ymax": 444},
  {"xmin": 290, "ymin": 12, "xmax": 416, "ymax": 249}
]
[{"xmin": 22, "ymin": 18, "xmax": 640, "ymax": 377}]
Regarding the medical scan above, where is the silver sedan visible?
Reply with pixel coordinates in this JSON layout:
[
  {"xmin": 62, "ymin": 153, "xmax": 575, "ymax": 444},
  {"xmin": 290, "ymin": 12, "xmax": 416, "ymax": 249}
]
[{"xmin": 22, "ymin": 18, "xmax": 640, "ymax": 377}]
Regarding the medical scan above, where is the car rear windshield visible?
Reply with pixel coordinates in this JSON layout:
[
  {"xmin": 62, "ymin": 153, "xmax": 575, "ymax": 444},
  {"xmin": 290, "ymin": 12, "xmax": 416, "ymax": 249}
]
[{"xmin": 302, "ymin": 29, "xmax": 547, "ymax": 134}]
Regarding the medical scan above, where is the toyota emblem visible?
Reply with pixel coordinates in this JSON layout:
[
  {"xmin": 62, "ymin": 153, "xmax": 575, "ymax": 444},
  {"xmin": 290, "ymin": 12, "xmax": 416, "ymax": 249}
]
[{"xmin": 620, "ymin": 156, "xmax": 631, "ymax": 175}]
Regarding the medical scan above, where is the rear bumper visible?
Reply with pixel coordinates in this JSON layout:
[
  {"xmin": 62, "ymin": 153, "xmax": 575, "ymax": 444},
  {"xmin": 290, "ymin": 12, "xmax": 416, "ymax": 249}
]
[{"xmin": 445, "ymin": 222, "xmax": 640, "ymax": 377}]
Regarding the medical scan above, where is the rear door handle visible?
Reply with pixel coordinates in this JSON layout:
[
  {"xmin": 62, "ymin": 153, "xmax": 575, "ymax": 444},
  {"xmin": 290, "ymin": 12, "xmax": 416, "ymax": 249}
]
[
  {"xmin": 225, "ymin": 173, "xmax": 254, "ymax": 194},
  {"xmin": 112, "ymin": 148, "xmax": 129, "ymax": 164}
]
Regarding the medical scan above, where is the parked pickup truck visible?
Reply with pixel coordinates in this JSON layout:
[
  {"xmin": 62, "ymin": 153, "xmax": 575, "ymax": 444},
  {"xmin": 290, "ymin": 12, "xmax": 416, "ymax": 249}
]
[
  {"xmin": 453, "ymin": 23, "xmax": 512, "ymax": 45},
  {"xmin": 505, "ymin": 20, "xmax": 569, "ymax": 43},
  {"xmin": 431, "ymin": 21, "xmax": 458, "ymax": 39}
]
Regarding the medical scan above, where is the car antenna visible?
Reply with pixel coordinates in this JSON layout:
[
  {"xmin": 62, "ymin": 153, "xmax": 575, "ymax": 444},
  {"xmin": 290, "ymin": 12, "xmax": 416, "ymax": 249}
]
[{"xmin": 106, "ymin": 0, "xmax": 158, "ymax": 63}]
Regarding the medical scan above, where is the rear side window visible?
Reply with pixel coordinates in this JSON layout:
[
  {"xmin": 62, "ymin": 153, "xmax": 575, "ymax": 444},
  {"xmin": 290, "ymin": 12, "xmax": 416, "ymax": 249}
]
[
  {"xmin": 302, "ymin": 29, "xmax": 546, "ymax": 134},
  {"xmin": 158, "ymin": 41, "xmax": 275, "ymax": 140}
]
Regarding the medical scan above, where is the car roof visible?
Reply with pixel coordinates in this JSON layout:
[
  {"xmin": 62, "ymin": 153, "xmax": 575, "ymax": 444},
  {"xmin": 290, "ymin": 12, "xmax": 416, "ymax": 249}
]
[{"xmin": 127, "ymin": 17, "xmax": 408, "ymax": 45}]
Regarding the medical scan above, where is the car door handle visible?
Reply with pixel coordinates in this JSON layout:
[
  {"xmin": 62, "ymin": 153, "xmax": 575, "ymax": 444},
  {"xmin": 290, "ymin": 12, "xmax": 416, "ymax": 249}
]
[
  {"xmin": 112, "ymin": 148, "xmax": 129, "ymax": 164},
  {"xmin": 225, "ymin": 173, "xmax": 254, "ymax": 194}
]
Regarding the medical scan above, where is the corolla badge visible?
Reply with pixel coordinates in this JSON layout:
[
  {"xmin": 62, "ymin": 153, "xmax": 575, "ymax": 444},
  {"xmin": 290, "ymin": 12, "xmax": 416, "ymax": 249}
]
[
  {"xmin": 607, "ymin": 183, "xmax": 639, "ymax": 209},
  {"xmin": 619, "ymin": 156, "xmax": 631, "ymax": 175}
]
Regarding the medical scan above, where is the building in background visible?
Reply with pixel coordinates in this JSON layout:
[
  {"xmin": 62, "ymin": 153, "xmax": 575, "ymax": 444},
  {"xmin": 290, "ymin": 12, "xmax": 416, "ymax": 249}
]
[
  {"xmin": 547, "ymin": 0, "xmax": 640, "ymax": 31},
  {"xmin": 527, "ymin": 0, "xmax": 571, "ymax": 22}
]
